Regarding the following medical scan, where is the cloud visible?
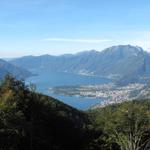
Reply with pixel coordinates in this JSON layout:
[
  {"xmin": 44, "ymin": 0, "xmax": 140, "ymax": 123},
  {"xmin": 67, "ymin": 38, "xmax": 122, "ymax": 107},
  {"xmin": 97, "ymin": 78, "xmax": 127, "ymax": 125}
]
[{"xmin": 43, "ymin": 38, "xmax": 112, "ymax": 43}]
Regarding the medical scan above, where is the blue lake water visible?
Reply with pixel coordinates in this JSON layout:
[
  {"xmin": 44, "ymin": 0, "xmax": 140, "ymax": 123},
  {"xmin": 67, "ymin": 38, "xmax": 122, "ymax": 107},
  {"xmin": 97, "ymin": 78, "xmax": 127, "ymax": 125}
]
[{"xmin": 26, "ymin": 70, "xmax": 111, "ymax": 110}]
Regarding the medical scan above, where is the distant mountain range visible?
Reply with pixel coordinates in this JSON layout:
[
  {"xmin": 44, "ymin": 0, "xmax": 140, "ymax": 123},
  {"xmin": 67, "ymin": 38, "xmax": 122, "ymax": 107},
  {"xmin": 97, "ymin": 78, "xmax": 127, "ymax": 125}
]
[
  {"xmin": 10, "ymin": 45, "xmax": 150, "ymax": 85},
  {"xmin": 0, "ymin": 59, "xmax": 32, "ymax": 79}
]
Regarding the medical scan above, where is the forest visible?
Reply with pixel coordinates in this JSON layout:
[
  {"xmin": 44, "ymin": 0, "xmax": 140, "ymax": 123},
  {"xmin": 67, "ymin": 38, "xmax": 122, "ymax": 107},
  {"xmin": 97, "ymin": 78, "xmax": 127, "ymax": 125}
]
[{"xmin": 0, "ymin": 75, "xmax": 150, "ymax": 150}]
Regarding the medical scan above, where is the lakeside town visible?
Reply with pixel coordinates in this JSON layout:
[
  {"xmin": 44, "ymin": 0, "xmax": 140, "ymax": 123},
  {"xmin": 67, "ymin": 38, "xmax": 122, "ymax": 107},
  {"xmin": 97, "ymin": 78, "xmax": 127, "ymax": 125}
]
[{"xmin": 49, "ymin": 83, "xmax": 150, "ymax": 108}]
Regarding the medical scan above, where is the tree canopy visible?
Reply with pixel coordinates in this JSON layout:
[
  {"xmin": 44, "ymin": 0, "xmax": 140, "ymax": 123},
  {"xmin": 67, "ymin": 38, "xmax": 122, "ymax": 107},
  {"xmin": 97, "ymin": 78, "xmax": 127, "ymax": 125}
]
[
  {"xmin": 0, "ymin": 75, "xmax": 150, "ymax": 150},
  {"xmin": 0, "ymin": 75, "xmax": 89, "ymax": 150}
]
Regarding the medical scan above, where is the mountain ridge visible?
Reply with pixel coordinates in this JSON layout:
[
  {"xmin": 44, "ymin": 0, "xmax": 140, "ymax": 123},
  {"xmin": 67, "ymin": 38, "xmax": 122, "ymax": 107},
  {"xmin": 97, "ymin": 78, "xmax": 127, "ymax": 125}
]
[
  {"xmin": 10, "ymin": 45, "xmax": 150, "ymax": 84},
  {"xmin": 0, "ymin": 59, "xmax": 32, "ymax": 79}
]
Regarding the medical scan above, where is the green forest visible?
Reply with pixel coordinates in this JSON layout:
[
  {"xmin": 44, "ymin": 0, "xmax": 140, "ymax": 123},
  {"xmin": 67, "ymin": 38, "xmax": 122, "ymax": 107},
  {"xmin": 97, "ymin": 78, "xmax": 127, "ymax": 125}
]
[{"xmin": 0, "ymin": 75, "xmax": 150, "ymax": 150}]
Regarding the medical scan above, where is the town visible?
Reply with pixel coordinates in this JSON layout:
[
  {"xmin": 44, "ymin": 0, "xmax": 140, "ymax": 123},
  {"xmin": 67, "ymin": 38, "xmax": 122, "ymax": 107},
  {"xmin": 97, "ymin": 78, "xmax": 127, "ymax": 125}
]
[{"xmin": 49, "ymin": 83, "xmax": 150, "ymax": 108}]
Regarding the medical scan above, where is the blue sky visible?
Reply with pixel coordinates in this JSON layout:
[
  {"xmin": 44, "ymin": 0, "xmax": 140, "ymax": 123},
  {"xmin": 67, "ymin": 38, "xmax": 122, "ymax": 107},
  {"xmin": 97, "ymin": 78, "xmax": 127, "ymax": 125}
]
[{"xmin": 0, "ymin": 0, "xmax": 150, "ymax": 57}]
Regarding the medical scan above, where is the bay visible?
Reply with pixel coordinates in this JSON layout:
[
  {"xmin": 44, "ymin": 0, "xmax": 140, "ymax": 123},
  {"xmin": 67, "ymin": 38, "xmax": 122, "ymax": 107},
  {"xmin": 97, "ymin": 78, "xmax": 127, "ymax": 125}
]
[{"xmin": 26, "ymin": 70, "xmax": 111, "ymax": 110}]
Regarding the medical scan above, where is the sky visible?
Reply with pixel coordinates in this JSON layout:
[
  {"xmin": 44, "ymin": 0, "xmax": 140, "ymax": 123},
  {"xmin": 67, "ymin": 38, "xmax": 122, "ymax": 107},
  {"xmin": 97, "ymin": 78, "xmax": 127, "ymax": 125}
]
[{"xmin": 0, "ymin": 0, "xmax": 150, "ymax": 57}]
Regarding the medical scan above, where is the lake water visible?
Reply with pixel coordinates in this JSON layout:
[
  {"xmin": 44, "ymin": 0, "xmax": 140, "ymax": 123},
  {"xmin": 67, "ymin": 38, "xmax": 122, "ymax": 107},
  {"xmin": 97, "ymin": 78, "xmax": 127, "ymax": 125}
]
[{"xmin": 26, "ymin": 70, "xmax": 111, "ymax": 110}]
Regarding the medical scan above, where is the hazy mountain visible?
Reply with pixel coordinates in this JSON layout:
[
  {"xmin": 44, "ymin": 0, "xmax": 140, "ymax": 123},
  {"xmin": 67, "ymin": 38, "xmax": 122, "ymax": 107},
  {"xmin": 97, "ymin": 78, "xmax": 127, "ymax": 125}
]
[
  {"xmin": 10, "ymin": 45, "xmax": 150, "ymax": 84},
  {"xmin": 0, "ymin": 59, "xmax": 32, "ymax": 79}
]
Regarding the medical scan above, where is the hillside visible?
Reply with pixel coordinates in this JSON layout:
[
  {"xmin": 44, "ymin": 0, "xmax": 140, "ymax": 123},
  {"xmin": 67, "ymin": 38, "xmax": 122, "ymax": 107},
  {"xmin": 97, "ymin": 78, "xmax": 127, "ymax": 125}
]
[
  {"xmin": 0, "ymin": 59, "xmax": 32, "ymax": 79},
  {"xmin": 87, "ymin": 99, "xmax": 150, "ymax": 150},
  {"xmin": 0, "ymin": 75, "xmax": 89, "ymax": 150},
  {"xmin": 0, "ymin": 75, "xmax": 150, "ymax": 150},
  {"xmin": 10, "ymin": 45, "xmax": 150, "ymax": 84}
]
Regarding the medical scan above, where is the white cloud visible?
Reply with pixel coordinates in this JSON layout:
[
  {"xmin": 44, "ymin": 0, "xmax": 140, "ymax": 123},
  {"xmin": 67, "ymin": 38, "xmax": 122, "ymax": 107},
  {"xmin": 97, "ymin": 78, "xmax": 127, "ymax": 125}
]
[{"xmin": 43, "ymin": 38, "xmax": 112, "ymax": 43}]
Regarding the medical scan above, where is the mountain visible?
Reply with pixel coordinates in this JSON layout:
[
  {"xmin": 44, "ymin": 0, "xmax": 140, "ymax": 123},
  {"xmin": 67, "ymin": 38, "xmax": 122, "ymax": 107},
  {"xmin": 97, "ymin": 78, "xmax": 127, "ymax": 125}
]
[
  {"xmin": 10, "ymin": 45, "xmax": 150, "ymax": 84},
  {"xmin": 0, "ymin": 59, "xmax": 32, "ymax": 79}
]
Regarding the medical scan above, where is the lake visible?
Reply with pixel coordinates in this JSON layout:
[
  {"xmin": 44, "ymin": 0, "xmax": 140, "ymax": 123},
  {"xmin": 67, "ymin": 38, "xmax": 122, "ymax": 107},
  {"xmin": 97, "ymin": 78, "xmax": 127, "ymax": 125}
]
[{"xmin": 26, "ymin": 70, "xmax": 111, "ymax": 110}]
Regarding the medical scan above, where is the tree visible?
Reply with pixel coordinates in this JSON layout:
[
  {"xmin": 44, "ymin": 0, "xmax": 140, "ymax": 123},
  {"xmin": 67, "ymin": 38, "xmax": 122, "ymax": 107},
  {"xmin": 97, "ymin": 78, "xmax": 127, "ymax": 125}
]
[
  {"xmin": 0, "ymin": 75, "xmax": 89, "ymax": 150},
  {"xmin": 95, "ymin": 102, "xmax": 150, "ymax": 150}
]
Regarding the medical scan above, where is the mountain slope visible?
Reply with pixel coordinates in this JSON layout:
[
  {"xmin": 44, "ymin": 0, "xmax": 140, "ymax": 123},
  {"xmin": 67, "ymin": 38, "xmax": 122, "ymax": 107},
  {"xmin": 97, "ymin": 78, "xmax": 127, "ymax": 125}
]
[
  {"xmin": 10, "ymin": 45, "xmax": 150, "ymax": 84},
  {"xmin": 0, "ymin": 75, "xmax": 89, "ymax": 150},
  {"xmin": 0, "ymin": 59, "xmax": 32, "ymax": 79}
]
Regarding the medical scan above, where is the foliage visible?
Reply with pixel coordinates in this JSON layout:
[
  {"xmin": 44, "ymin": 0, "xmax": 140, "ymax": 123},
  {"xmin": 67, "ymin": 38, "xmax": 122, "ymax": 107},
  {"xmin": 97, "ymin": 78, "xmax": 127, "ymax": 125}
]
[
  {"xmin": 89, "ymin": 101, "xmax": 150, "ymax": 150},
  {"xmin": 0, "ymin": 75, "xmax": 89, "ymax": 150},
  {"xmin": 0, "ymin": 75, "xmax": 150, "ymax": 150}
]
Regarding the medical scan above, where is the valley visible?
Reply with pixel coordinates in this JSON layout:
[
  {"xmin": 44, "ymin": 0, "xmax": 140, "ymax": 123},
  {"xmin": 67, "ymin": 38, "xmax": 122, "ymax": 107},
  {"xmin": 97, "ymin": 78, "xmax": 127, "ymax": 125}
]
[
  {"xmin": 1, "ymin": 1, "xmax": 150, "ymax": 149},
  {"xmin": 10, "ymin": 45, "xmax": 150, "ymax": 85},
  {"xmin": 0, "ymin": 45, "xmax": 150, "ymax": 109},
  {"xmin": 3, "ymin": 45, "xmax": 149, "ymax": 109}
]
